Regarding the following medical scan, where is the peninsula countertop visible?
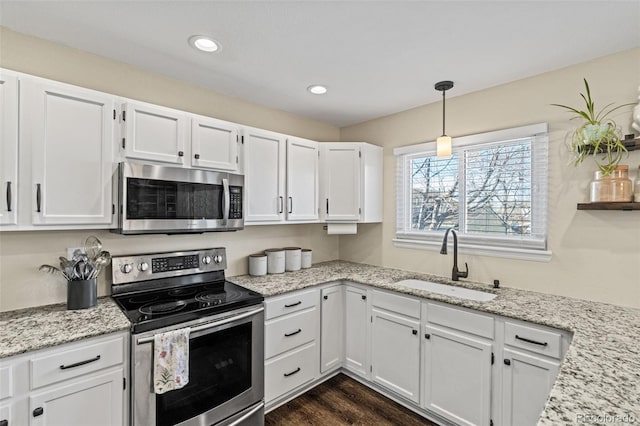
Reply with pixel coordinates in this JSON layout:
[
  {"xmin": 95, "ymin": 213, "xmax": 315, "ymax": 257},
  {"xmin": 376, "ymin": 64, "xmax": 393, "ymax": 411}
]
[
  {"xmin": 0, "ymin": 297, "xmax": 130, "ymax": 359},
  {"xmin": 228, "ymin": 260, "xmax": 640, "ymax": 425}
]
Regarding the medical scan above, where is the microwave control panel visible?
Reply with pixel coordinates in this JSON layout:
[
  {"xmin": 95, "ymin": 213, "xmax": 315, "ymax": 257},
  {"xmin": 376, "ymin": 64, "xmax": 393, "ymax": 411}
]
[{"xmin": 229, "ymin": 186, "xmax": 242, "ymax": 219}]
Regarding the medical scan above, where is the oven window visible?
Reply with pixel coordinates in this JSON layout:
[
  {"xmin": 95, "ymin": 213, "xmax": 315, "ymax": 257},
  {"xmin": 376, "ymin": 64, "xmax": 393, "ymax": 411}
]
[
  {"xmin": 156, "ymin": 323, "xmax": 252, "ymax": 426},
  {"xmin": 126, "ymin": 178, "xmax": 223, "ymax": 220}
]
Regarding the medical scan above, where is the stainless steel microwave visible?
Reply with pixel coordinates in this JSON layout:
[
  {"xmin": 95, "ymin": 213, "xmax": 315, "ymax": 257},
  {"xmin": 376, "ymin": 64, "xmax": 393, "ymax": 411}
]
[{"xmin": 114, "ymin": 162, "xmax": 244, "ymax": 234}]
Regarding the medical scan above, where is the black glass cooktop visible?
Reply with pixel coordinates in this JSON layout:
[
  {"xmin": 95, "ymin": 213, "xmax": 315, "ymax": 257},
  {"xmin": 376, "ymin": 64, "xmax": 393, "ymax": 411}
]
[{"xmin": 113, "ymin": 280, "xmax": 263, "ymax": 333}]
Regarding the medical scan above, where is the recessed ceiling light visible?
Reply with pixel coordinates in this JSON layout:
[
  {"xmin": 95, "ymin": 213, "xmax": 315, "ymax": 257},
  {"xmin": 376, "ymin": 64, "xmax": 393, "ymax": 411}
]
[
  {"xmin": 189, "ymin": 35, "xmax": 220, "ymax": 53},
  {"xmin": 307, "ymin": 85, "xmax": 328, "ymax": 95}
]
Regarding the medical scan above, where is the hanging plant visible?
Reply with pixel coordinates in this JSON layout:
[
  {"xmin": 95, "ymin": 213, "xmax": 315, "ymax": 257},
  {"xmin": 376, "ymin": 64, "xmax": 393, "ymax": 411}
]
[{"xmin": 552, "ymin": 78, "xmax": 634, "ymax": 175}]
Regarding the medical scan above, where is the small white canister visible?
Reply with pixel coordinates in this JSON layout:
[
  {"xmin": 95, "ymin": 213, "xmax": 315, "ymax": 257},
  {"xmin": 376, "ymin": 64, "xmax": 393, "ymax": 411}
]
[
  {"xmin": 284, "ymin": 247, "xmax": 301, "ymax": 272},
  {"xmin": 248, "ymin": 253, "xmax": 267, "ymax": 276},
  {"xmin": 301, "ymin": 249, "xmax": 312, "ymax": 269},
  {"xmin": 265, "ymin": 248, "xmax": 285, "ymax": 274}
]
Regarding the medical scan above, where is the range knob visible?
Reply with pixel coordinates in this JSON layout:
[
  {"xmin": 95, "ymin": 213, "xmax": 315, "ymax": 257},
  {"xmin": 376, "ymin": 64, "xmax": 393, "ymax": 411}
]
[
  {"xmin": 138, "ymin": 262, "xmax": 149, "ymax": 272},
  {"xmin": 202, "ymin": 255, "xmax": 212, "ymax": 265},
  {"xmin": 120, "ymin": 263, "xmax": 133, "ymax": 274},
  {"xmin": 214, "ymin": 255, "xmax": 223, "ymax": 264}
]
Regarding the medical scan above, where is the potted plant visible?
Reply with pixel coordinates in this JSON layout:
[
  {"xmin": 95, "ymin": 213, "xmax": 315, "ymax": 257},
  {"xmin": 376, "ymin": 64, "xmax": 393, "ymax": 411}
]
[{"xmin": 553, "ymin": 78, "xmax": 635, "ymax": 202}]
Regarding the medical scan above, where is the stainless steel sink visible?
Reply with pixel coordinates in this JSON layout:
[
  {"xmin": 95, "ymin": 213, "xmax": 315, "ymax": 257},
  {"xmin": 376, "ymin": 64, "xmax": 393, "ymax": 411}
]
[{"xmin": 395, "ymin": 279, "xmax": 497, "ymax": 302}]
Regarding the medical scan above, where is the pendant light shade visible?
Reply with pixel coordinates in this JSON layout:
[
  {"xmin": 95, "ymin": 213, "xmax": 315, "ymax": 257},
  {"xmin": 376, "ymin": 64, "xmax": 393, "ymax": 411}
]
[{"xmin": 435, "ymin": 80, "xmax": 454, "ymax": 158}]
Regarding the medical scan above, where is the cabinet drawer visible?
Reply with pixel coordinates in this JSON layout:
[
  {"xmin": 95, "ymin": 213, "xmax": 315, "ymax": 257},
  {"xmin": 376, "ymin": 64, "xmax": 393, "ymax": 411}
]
[
  {"xmin": 265, "ymin": 308, "xmax": 317, "ymax": 359},
  {"xmin": 0, "ymin": 366, "xmax": 12, "ymax": 400},
  {"xmin": 426, "ymin": 302, "xmax": 494, "ymax": 339},
  {"xmin": 504, "ymin": 322, "xmax": 562, "ymax": 358},
  {"xmin": 265, "ymin": 342, "xmax": 316, "ymax": 403},
  {"xmin": 372, "ymin": 290, "xmax": 420, "ymax": 319},
  {"xmin": 265, "ymin": 289, "xmax": 318, "ymax": 320},
  {"xmin": 30, "ymin": 335, "xmax": 124, "ymax": 390}
]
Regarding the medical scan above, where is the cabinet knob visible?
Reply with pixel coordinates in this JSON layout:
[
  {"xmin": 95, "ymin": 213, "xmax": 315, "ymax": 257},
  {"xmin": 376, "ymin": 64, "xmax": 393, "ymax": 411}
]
[
  {"xmin": 33, "ymin": 407, "xmax": 44, "ymax": 417},
  {"xmin": 361, "ymin": 295, "xmax": 367, "ymax": 300},
  {"xmin": 194, "ymin": 154, "xmax": 200, "ymax": 159},
  {"xmin": 504, "ymin": 359, "xmax": 511, "ymax": 366},
  {"xmin": 412, "ymin": 329, "xmax": 418, "ymax": 335},
  {"xmin": 178, "ymin": 151, "xmax": 184, "ymax": 157},
  {"xmin": 425, "ymin": 333, "xmax": 431, "ymax": 340},
  {"xmin": 323, "ymin": 295, "xmax": 328, "ymax": 300}
]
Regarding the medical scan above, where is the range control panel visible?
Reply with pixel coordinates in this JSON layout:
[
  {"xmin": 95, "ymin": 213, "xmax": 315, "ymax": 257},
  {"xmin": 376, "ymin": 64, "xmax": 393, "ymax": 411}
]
[{"xmin": 112, "ymin": 248, "xmax": 226, "ymax": 285}]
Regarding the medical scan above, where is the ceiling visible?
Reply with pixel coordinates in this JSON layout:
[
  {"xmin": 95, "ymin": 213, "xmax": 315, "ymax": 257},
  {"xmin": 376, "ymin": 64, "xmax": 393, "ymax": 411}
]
[{"xmin": 1, "ymin": 1, "xmax": 639, "ymax": 127}]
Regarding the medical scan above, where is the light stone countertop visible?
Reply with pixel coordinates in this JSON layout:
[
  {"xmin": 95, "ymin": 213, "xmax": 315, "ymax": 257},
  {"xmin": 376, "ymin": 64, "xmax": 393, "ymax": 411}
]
[
  {"xmin": 228, "ymin": 260, "xmax": 640, "ymax": 425},
  {"xmin": 0, "ymin": 297, "xmax": 130, "ymax": 359}
]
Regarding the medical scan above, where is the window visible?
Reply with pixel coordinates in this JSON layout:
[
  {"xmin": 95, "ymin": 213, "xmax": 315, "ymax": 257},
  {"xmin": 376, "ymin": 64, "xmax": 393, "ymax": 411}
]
[{"xmin": 394, "ymin": 123, "xmax": 550, "ymax": 261}]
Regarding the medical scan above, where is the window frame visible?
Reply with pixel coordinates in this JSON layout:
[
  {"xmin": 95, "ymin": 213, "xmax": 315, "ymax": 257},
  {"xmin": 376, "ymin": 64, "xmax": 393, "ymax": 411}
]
[{"xmin": 393, "ymin": 123, "xmax": 551, "ymax": 262}]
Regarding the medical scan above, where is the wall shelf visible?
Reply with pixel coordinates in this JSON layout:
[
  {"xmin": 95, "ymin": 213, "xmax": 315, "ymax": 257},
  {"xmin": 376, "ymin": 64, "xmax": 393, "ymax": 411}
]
[{"xmin": 577, "ymin": 202, "xmax": 640, "ymax": 211}]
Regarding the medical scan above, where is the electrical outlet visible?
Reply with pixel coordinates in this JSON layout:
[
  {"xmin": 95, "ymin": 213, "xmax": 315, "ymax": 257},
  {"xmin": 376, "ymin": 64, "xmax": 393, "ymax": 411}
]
[{"xmin": 66, "ymin": 247, "xmax": 84, "ymax": 260}]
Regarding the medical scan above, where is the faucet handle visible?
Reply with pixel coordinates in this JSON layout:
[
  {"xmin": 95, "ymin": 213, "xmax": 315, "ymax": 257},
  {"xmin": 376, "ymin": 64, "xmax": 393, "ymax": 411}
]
[{"xmin": 458, "ymin": 262, "xmax": 469, "ymax": 279}]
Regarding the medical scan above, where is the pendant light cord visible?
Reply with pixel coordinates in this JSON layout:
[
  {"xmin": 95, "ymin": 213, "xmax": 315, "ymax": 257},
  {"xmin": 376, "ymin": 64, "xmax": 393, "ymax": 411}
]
[{"xmin": 442, "ymin": 90, "xmax": 446, "ymax": 137}]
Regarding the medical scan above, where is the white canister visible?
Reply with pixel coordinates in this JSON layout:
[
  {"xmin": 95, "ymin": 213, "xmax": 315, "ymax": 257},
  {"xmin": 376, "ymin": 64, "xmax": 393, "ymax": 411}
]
[
  {"xmin": 284, "ymin": 247, "xmax": 301, "ymax": 272},
  {"xmin": 301, "ymin": 249, "xmax": 312, "ymax": 269},
  {"xmin": 265, "ymin": 248, "xmax": 285, "ymax": 274},
  {"xmin": 248, "ymin": 253, "xmax": 267, "ymax": 276}
]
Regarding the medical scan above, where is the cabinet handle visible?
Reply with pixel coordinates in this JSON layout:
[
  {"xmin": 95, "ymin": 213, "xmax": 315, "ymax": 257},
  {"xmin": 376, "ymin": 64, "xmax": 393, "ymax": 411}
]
[
  {"xmin": 36, "ymin": 184, "xmax": 41, "ymax": 213},
  {"xmin": 326, "ymin": 198, "xmax": 329, "ymax": 214},
  {"xmin": 361, "ymin": 295, "xmax": 367, "ymax": 300},
  {"xmin": 323, "ymin": 295, "xmax": 328, "ymax": 300},
  {"xmin": 194, "ymin": 153, "xmax": 200, "ymax": 159},
  {"xmin": 412, "ymin": 329, "xmax": 418, "ymax": 335},
  {"xmin": 59, "ymin": 354, "xmax": 101, "ymax": 370},
  {"xmin": 284, "ymin": 301, "xmax": 301, "ymax": 308},
  {"xmin": 33, "ymin": 407, "xmax": 44, "ymax": 417},
  {"xmin": 284, "ymin": 329, "xmax": 302, "ymax": 337},
  {"xmin": 288, "ymin": 196, "xmax": 293, "ymax": 214},
  {"xmin": 0, "ymin": 419, "xmax": 8, "ymax": 426},
  {"xmin": 425, "ymin": 333, "xmax": 431, "ymax": 339},
  {"xmin": 515, "ymin": 335, "xmax": 548, "ymax": 347},
  {"xmin": 504, "ymin": 359, "xmax": 511, "ymax": 366},
  {"xmin": 284, "ymin": 367, "xmax": 301, "ymax": 377},
  {"xmin": 178, "ymin": 151, "xmax": 184, "ymax": 157},
  {"xmin": 5, "ymin": 181, "xmax": 11, "ymax": 212},
  {"xmin": 279, "ymin": 196, "xmax": 284, "ymax": 214}
]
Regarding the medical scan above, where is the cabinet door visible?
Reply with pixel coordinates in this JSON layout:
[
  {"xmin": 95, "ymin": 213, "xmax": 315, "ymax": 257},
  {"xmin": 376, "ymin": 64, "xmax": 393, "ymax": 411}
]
[
  {"xmin": 344, "ymin": 286, "xmax": 368, "ymax": 377},
  {"xmin": 321, "ymin": 143, "xmax": 361, "ymax": 221},
  {"xmin": 423, "ymin": 325, "xmax": 493, "ymax": 426},
  {"xmin": 371, "ymin": 308, "xmax": 420, "ymax": 403},
  {"xmin": 320, "ymin": 286, "xmax": 344, "ymax": 373},
  {"xmin": 244, "ymin": 128, "xmax": 286, "ymax": 223},
  {"xmin": 0, "ymin": 70, "xmax": 19, "ymax": 225},
  {"xmin": 29, "ymin": 368, "xmax": 123, "ymax": 426},
  {"xmin": 122, "ymin": 101, "xmax": 186, "ymax": 164},
  {"xmin": 24, "ymin": 79, "xmax": 115, "ymax": 225},
  {"xmin": 191, "ymin": 116, "xmax": 239, "ymax": 171},
  {"xmin": 286, "ymin": 137, "xmax": 319, "ymax": 221},
  {"xmin": 501, "ymin": 348, "xmax": 559, "ymax": 426}
]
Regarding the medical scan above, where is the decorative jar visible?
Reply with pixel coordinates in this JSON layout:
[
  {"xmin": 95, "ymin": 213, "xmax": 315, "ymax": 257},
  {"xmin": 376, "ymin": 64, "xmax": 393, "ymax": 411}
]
[{"xmin": 589, "ymin": 165, "xmax": 632, "ymax": 202}]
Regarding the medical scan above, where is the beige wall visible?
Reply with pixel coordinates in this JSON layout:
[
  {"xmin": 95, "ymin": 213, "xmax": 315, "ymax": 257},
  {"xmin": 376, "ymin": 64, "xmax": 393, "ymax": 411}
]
[
  {"xmin": 0, "ymin": 28, "xmax": 340, "ymax": 311},
  {"xmin": 340, "ymin": 48, "xmax": 640, "ymax": 309}
]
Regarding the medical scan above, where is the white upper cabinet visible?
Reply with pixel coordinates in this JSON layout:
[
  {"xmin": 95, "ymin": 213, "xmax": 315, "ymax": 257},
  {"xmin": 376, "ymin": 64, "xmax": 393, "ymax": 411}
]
[
  {"xmin": 244, "ymin": 127, "xmax": 286, "ymax": 223},
  {"xmin": 0, "ymin": 70, "xmax": 19, "ymax": 226},
  {"xmin": 22, "ymin": 77, "xmax": 115, "ymax": 226},
  {"xmin": 320, "ymin": 142, "xmax": 382, "ymax": 222},
  {"xmin": 121, "ymin": 100, "xmax": 187, "ymax": 165},
  {"xmin": 191, "ymin": 115, "xmax": 239, "ymax": 171},
  {"xmin": 286, "ymin": 137, "xmax": 319, "ymax": 221}
]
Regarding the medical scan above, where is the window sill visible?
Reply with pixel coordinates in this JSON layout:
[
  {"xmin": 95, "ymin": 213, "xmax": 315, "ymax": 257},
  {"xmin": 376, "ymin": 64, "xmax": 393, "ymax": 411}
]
[{"xmin": 392, "ymin": 238, "xmax": 552, "ymax": 262}]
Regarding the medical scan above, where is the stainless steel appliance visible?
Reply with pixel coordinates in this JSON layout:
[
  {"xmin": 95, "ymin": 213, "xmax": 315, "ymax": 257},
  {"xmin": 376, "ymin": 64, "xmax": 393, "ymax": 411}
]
[
  {"xmin": 111, "ymin": 248, "xmax": 264, "ymax": 426},
  {"xmin": 114, "ymin": 162, "xmax": 244, "ymax": 234}
]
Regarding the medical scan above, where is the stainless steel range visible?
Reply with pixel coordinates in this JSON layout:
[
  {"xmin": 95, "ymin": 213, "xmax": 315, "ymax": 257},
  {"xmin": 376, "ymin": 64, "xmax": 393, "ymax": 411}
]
[{"xmin": 111, "ymin": 248, "xmax": 264, "ymax": 426}]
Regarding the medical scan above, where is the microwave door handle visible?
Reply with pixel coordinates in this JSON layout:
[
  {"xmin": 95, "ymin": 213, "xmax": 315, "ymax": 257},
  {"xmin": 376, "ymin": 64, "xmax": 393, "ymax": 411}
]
[{"xmin": 222, "ymin": 178, "xmax": 230, "ymax": 222}]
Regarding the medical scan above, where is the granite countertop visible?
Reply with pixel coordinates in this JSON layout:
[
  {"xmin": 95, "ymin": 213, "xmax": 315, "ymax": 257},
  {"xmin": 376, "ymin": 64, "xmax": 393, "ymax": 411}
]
[
  {"xmin": 228, "ymin": 260, "xmax": 640, "ymax": 425},
  {"xmin": 0, "ymin": 297, "xmax": 130, "ymax": 359}
]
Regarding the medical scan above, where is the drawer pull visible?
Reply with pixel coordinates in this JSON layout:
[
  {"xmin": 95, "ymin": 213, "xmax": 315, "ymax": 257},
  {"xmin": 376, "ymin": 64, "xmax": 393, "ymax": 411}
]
[
  {"xmin": 284, "ymin": 301, "xmax": 302, "ymax": 308},
  {"xmin": 284, "ymin": 367, "xmax": 301, "ymax": 377},
  {"xmin": 284, "ymin": 329, "xmax": 302, "ymax": 337},
  {"xmin": 0, "ymin": 419, "xmax": 8, "ymax": 426},
  {"xmin": 60, "ymin": 355, "xmax": 101, "ymax": 370},
  {"xmin": 33, "ymin": 407, "xmax": 44, "ymax": 417},
  {"xmin": 515, "ymin": 335, "xmax": 548, "ymax": 347}
]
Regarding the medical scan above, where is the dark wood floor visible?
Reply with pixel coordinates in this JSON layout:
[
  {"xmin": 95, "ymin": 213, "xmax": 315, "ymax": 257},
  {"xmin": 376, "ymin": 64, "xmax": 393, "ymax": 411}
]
[{"xmin": 265, "ymin": 374, "xmax": 437, "ymax": 425}]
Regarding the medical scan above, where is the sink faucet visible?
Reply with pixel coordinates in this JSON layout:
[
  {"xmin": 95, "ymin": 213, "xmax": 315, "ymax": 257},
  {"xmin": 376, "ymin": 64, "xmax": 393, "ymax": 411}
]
[{"xmin": 440, "ymin": 228, "xmax": 469, "ymax": 281}]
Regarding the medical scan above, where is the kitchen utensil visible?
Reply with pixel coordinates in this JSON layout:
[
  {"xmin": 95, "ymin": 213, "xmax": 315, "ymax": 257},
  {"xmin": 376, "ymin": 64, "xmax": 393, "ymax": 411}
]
[{"xmin": 84, "ymin": 235, "xmax": 102, "ymax": 261}]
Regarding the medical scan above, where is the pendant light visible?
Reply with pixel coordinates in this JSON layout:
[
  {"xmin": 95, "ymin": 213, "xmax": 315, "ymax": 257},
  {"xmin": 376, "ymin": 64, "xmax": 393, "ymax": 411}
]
[{"xmin": 435, "ymin": 80, "xmax": 454, "ymax": 158}]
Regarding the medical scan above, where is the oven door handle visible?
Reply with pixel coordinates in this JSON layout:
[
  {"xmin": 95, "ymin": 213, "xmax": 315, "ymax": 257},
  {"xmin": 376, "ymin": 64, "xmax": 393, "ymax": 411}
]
[
  {"xmin": 227, "ymin": 401, "xmax": 264, "ymax": 426},
  {"xmin": 136, "ymin": 306, "xmax": 264, "ymax": 345}
]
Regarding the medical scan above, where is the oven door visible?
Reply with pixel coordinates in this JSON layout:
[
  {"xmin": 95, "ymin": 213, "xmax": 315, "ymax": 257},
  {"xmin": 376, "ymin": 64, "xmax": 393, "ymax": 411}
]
[
  {"xmin": 132, "ymin": 306, "xmax": 264, "ymax": 426},
  {"xmin": 117, "ymin": 162, "xmax": 244, "ymax": 234}
]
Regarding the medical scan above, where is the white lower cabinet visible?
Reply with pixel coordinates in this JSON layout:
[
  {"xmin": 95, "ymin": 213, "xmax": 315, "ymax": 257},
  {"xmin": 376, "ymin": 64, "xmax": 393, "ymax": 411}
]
[
  {"xmin": 344, "ymin": 285, "xmax": 368, "ymax": 377},
  {"xmin": 0, "ymin": 332, "xmax": 127, "ymax": 426},
  {"xmin": 320, "ymin": 285, "xmax": 344, "ymax": 373}
]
